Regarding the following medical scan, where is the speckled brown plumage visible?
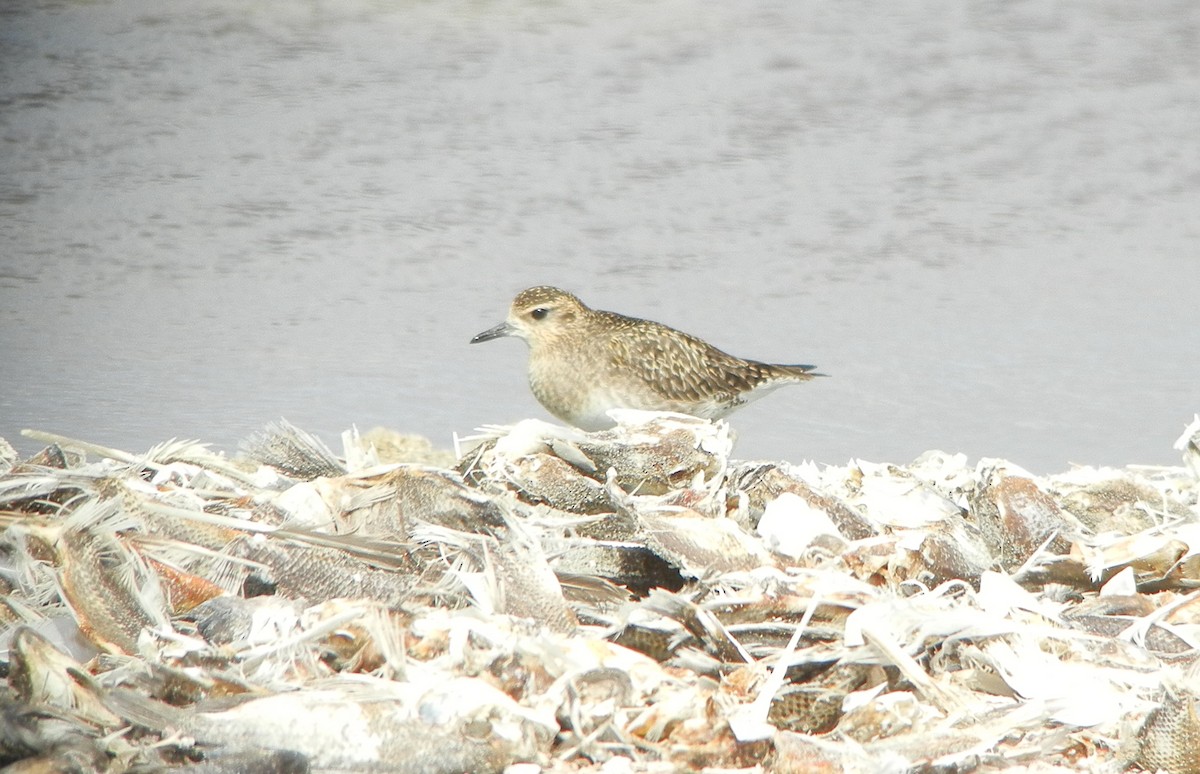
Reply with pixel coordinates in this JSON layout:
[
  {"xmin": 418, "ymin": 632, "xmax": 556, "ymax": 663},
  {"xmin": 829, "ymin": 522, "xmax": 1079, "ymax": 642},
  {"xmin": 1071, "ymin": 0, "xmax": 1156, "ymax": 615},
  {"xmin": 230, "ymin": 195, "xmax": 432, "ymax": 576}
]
[{"xmin": 471, "ymin": 286, "xmax": 825, "ymax": 431}]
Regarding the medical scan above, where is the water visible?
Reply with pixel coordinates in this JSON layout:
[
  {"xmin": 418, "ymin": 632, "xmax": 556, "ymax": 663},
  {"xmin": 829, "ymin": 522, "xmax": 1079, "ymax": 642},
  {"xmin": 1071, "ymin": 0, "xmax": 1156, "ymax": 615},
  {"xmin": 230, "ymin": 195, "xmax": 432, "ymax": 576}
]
[{"xmin": 2, "ymin": 0, "xmax": 1198, "ymax": 474}]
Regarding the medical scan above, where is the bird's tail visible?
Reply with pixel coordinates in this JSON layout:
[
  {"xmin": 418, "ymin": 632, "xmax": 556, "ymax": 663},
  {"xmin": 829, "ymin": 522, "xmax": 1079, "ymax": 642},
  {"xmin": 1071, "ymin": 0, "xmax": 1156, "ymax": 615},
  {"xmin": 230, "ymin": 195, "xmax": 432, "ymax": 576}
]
[{"xmin": 772, "ymin": 363, "xmax": 828, "ymax": 380}]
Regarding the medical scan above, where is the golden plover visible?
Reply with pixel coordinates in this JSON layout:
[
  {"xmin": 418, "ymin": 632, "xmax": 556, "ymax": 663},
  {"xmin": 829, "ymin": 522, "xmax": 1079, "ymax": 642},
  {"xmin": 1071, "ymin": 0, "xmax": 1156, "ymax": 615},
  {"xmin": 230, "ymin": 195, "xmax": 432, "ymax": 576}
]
[{"xmin": 471, "ymin": 286, "xmax": 825, "ymax": 430}]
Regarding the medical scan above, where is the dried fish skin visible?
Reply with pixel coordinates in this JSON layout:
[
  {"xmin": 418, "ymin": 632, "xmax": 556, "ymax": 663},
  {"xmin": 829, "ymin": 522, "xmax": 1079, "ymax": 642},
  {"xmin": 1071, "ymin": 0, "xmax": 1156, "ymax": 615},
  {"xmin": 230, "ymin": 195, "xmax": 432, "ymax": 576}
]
[
  {"xmin": 1081, "ymin": 530, "xmax": 1193, "ymax": 589},
  {"xmin": 126, "ymin": 661, "xmax": 262, "ymax": 709},
  {"xmin": 1061, "ymin": 480, "xmax": 1161, "ymax": 534},
  {"xmin": 771, "ymin": 730, "xmax": 848, "ymax": 773},
  {"xmin": 569, "ymin": 411, "xmax": 731, "ymax": 497},
  {"xmin": 8, "ymin": 419, "xmax": 1200, "ymax": 770},
  {"xmin": 729, "ymin": 462, "xmax": 877, "ymax": 541},
  {"xmin": 417, "ymin": 520, "xmax": 577, "ymax": 634},
  {"xmin": 7, "ymin": 627, "xmax": 119, "ymax": 728},
  {"xmin": 570, "ymin": 507, "xmax": 644, "ymax": 544},
  {"xmin": 462, "ymin": 413, "xmax": 729, "ymax": 516},
  {"xmin": 404, "ymin": 608, "xmax": 672, "ymax": 702},
  {"xmin": 491, "ymin": 534, "xmax": 579, "ymax": 634},
  {"xmin": 637, "ymin": 588, "xmax": 753, "ymax": 664},
  {"xmin": 56, "ymin": 526, "xmax": 171, "ymax": 655},
  {"xmin": 147, "ymin": 556, "xmax": 227, "ymax": 614},
  {"xmin": 126, "ymin": 484, "xmax": 427, "ymax": 588},
  {"xmin": 699, "ymin": 571, "xmax": 866, "ymax": 655},
  {"xmin": 460, "ymin": 423, "xmax": 591, "ymax": 499},
  {"xmin": 239, "ymin": 420, "xmax": 346, "ymax": 481},
  {"xmin": 918, "ymin": 516, "xmax": 995, "ymax": 587},
  {"xmin": 833, "ymin": 459, "xmax": 964, "ymax": 530},
  {"xmin": 464, "ymin": 414, "xmax": 730, "ymax": 500},
  {"xmin": 384, "ymin": 465, "xmax": 507, "ymax": 535},
  {"xmin": 500, "ymin": 452, "xmax": 617, "ymax": 515},
  {"xmin": 609, "ymin": 609, "xmax": 687, "ymax": 662},
  {"xmin": 839, "ymin": 535, "xmax": 911, "ymax": 588},
  {"xmin": 768, "ymin": 663, "xmax": 873, "ymax": 735},
  {"xmin": 905, "ymin": 450, "xmax": 977, "ymax": 506},
  {"xmin": 359, "ymin": 426, "xmax": 457, "ymax": 468},
  {"xmin": 2, "ymin": 527, "xmax": 61, "ymax": 611},
  {"xmin": 1048, "ymin": 466, "xmax": 1192, "ymax": 535},
  {"xmin": 0, "ymin": 437, "xmax": 17, "ymax": 475},
  {"xmin": 638, "ymin": 510, "xmax": 775, "ymax": 577},
  {"xmin": 8, "ymin": 500, "xmax": 172, "ymax": 656},
  {"xmin": 970, "ymin": 462, "xmax": 1081, "ymax": 572},
  {"xmin": 273, "ymin": 465, "xmax": 506, "ymax": 540},
  {"xmin": 550, "ymin": 540, "xmax": 685, "ymax": 597},
  {"xmin": 753, "ymin": 491, "xmax": 848, "ymax": 562},
  {"xmin": 835, "ymin": 687, "xmax": 942, "ymax": 743},
  {"xmin": 1128, "ymin": 685, "xmax": 1200, "ymax": 774},
  {"xmin": 766, "ymin": 683, "xmax": 844, "ymax": 734},
  {"xmin": 553, "ymin": 665, "xmax": 635, "ymax": 748},
  {"xmin": 1063, "ymin": 609, "xmax": 1197, "ymax": 656},
  {"xmin": 0, "ymin": 463, "xmax": 102, "ymax": 515},
  {"xmin": 19, "ymin": 443, "xmax": 84, "ymax": 471},
  {"xmin": 114, "ymin": 484, "xmax": 251, "ymax": 555},
  {"xmin": 182, "ymin": 598, "xmax": 394, "ymax": 688},
  {"xmin": 268, "ymin": 477, "xmax": 347, "ymax": 531},
  {"xmin": 106, "ymin": 675, "xmax": 555, "ymax": 773},
  {"xmin": 225, "ymin": 534, "xmax": 417, "ymax": 607},
  {"xmin": 0, "ymin": 689, "xmax": 107, "ymax": 772},
  {"xmin": 167, "ymin": 748, "xmax": 311, "ymax": 774},
  {"xmin": 190, "ymin": 595, "xmax": 306, "ymax": 647}
]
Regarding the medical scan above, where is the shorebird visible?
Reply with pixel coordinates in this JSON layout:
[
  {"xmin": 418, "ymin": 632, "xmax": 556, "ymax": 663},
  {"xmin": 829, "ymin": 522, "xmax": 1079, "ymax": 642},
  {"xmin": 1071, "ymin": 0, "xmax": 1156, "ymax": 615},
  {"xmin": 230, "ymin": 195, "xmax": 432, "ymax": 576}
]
[{"xmin": 471, "ymin": 286, "xmax": 825, "ymax": 430}]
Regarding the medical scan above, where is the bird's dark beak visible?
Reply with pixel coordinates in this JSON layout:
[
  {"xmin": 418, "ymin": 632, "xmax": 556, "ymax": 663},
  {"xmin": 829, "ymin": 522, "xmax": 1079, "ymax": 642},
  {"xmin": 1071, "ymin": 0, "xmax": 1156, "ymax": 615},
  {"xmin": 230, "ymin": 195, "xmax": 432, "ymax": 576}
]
[{"xmin": 471, "ymin": 321, "xmax": 516, "ymax": 344}]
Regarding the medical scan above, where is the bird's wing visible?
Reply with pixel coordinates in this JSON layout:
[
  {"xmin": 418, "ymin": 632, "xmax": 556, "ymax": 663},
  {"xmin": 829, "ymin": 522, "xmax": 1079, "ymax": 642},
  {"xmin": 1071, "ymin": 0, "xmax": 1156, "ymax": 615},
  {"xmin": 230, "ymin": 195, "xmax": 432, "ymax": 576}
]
[{"xmin": 607, "ymin": 322, "xmax": 763, "ymax": 403}]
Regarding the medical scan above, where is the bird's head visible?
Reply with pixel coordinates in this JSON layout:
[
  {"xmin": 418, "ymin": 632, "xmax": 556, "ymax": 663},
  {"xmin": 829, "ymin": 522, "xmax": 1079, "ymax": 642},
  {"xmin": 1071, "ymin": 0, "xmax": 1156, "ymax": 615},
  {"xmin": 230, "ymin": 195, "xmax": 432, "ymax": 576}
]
[{"xmin": 471, "ymin": 286, "xmax": 588, "ymax": 348}]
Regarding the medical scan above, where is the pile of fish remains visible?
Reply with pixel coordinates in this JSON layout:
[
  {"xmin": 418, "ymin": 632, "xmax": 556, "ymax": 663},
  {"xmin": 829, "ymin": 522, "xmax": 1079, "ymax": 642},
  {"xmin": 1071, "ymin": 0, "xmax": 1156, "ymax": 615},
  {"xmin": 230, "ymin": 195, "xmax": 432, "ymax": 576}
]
[{"xmin": 3, "ymin": 413, "xmax": 1200, "ymax": 774}]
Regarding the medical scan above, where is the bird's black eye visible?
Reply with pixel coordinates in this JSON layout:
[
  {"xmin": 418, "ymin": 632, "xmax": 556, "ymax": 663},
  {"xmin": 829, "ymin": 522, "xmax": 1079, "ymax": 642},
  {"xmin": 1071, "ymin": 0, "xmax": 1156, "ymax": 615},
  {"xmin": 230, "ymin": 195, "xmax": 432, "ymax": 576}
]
[{"xmin": 530, "ymin": 307, "xmax": 549, "ymax": 321}]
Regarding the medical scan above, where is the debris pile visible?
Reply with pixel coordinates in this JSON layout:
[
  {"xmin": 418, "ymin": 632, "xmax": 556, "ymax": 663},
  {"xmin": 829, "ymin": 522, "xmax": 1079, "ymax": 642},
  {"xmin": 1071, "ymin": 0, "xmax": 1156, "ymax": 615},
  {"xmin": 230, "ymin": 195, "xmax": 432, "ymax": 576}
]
[{"xmin": 2, "ymin": 412, "xmax": 1200, "ymax": 773}]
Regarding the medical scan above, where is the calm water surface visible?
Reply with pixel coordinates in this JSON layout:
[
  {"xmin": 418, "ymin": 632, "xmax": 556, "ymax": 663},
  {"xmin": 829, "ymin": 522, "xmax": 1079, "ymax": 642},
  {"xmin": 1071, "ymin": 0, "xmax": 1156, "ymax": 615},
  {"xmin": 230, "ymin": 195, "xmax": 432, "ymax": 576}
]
[{"xmin": 2, "ymin": 0, "xmax": 1198, "ymax": 473}]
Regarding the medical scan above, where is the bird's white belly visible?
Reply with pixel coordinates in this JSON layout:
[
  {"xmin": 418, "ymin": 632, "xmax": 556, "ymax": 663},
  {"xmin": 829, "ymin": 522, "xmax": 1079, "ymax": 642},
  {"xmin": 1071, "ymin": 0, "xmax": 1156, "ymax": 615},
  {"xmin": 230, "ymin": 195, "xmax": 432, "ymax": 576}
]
[
  {"xmin": 567, "ymin": 385, "xmax": 636, "ymax": 430},
  {"xmin": 529, "ymin": 353, "xmax": 769, "ymax": 430}
]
